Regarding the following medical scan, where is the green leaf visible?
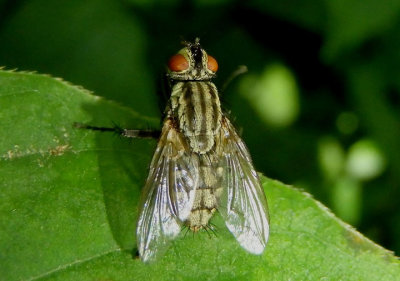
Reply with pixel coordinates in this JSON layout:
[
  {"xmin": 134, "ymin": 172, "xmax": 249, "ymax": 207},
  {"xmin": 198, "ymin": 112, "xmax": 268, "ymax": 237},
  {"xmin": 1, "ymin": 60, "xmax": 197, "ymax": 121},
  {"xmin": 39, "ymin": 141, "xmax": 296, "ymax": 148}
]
[{"xmin": 1, "ymin": 70, "xmax": 399, "ymax": 281}]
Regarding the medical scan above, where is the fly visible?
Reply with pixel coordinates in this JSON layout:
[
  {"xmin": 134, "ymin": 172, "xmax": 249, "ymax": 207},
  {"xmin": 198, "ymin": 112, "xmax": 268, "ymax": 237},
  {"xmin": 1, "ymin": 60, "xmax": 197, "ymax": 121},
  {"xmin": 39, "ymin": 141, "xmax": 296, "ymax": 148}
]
[{"xmin": 76, "ymin": 38, "xmax": 269, "ymax": 262}]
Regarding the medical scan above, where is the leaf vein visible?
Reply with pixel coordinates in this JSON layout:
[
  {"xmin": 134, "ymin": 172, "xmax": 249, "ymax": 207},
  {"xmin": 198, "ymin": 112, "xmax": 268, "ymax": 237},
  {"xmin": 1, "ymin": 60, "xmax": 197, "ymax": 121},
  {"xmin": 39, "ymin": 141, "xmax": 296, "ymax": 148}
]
[{"xmin": 24, "ymin": 247, "xmax": 121, "ymax": 281}]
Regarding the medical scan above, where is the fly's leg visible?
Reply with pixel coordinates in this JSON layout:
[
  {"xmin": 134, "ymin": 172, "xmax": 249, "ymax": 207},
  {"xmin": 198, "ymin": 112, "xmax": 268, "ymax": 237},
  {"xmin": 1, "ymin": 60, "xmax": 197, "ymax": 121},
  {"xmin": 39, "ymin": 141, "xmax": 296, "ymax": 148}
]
[
  {"xmin": 221, "ymin": 65, "xmax": 248, "ymax": 93},
  {"xmin": 122, "ymin": 129, "xmax": 161, "ymax": 139},
  {"xmin": 74, "ymin": 122, "xmax": 161, "ymax": 139}
]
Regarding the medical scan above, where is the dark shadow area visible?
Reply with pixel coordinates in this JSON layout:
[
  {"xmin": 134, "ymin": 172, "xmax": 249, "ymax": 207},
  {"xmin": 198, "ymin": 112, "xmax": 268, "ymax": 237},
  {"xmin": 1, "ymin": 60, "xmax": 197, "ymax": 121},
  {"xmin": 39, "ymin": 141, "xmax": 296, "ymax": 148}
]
[{"xmin": 78, "ymin": 101, "xmax": 157, "ymax": 251}]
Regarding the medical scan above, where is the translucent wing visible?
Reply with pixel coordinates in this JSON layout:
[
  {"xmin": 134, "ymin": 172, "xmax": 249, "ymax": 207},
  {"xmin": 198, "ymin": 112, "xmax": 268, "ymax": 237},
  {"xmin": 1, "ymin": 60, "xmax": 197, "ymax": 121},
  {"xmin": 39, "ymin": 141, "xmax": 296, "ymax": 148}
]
[
  {"xmin": 218, "ymin": 118, "xmax": 269, "ymax": 254},
  {"xmin": 136, "ymin": 121, "xmax": 199, "ymax": 262}
]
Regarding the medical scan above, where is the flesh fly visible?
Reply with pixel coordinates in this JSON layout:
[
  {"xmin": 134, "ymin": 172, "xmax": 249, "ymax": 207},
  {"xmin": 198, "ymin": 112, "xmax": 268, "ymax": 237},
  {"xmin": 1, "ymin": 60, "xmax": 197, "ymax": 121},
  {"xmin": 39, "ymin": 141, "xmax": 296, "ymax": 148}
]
[{"xmin": 76, "ymin": 39, "xmax": 269, "ymax": 262}]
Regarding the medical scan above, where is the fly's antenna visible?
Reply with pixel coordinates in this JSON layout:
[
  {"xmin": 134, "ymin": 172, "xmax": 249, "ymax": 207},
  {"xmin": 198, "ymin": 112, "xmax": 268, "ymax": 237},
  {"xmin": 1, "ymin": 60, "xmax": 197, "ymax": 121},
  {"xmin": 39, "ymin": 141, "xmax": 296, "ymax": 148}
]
[
  {"xmin": 181, "ymin": 38, "xmax": 190, "ymax": 47},
  {"xmin": 181, "ymin": 37, "xmax": 201, "ymax": 48}
]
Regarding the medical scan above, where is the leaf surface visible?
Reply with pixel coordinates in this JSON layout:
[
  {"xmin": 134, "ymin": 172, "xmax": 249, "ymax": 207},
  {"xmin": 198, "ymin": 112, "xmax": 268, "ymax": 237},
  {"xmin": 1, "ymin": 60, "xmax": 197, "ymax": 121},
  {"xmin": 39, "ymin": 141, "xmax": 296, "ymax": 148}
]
[{"xmin": 0, "ymin": 70, "xmax": 399, "ymax": 281}]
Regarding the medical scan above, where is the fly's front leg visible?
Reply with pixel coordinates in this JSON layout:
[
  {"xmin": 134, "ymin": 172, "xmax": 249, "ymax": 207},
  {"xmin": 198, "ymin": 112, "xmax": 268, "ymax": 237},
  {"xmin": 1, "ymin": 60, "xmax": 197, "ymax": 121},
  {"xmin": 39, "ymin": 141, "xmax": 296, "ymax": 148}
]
[
  {"xmin": 221, "ymin": 65, "xmax": 248, "ymax": 93},
  {"xmin": 122, "ymin": 129, "xmax": 161, "ymax": 139},
  {"xmin": 74, "ymin": 122, "xmax": 161, "ymax": 139}
]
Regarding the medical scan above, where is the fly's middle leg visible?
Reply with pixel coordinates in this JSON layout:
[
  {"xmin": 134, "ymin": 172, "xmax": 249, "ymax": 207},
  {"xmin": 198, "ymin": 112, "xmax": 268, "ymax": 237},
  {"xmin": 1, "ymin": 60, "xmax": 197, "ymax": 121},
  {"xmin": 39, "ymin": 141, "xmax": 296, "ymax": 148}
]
[{"xmin": 74, "ymin": 122, "xmax": 161, "ymax": 139}]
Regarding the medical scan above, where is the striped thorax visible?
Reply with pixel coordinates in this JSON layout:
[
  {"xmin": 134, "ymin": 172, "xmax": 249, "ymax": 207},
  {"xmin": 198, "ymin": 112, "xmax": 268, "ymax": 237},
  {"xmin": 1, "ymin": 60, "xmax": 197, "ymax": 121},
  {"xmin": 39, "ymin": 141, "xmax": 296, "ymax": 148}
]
[{"xmin": 170, "ymin": 81, "xmax": 221, "ymax": 153}]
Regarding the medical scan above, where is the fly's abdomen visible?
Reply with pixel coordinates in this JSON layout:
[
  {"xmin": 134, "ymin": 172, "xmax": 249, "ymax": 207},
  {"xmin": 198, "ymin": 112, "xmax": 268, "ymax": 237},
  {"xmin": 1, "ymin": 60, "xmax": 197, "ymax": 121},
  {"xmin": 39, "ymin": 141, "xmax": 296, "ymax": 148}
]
[
  {"xmin": 171, "ymin": 81, "xmax": 222, "ymax": 154},
  {"xmin": 185, "ymin": 154, "xmax": 223, "ymax": 231}
]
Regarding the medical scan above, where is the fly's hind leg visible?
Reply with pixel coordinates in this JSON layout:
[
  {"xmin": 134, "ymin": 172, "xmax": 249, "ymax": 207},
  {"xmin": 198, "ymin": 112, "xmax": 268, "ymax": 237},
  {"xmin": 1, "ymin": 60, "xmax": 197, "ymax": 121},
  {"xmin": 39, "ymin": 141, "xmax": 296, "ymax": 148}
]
[{"xmin": 74, "ymin": 122, "xmax": 161, "ymax": 139}]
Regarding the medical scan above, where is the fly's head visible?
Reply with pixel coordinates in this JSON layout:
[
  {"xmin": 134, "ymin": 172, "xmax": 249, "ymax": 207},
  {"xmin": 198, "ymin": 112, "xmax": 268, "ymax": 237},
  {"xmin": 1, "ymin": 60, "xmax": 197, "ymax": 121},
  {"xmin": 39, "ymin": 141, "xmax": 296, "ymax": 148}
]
[{"xmin": 167, "ymin": 38, "xmax": 218, "ymax": 81}]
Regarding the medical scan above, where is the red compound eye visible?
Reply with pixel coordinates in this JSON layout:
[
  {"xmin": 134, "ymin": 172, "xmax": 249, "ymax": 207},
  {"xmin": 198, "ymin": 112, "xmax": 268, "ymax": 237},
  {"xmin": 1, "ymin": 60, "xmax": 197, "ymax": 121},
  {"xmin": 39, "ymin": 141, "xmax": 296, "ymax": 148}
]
[
  {"xmin": 207, "ymin": 55, "xmax": 218, "ymax": 72},
  {"xmin": 168, "ymin": 54, "xmax": 189, "ymax": 72}
]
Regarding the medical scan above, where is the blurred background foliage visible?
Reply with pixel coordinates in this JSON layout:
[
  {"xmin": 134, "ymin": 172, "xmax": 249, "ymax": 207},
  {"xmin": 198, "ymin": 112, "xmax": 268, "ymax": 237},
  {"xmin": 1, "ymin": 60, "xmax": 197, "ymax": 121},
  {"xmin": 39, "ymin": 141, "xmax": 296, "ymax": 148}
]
[{"xmin": 0, "ymin": 0, "xmax": 399, "ymax": 256}]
